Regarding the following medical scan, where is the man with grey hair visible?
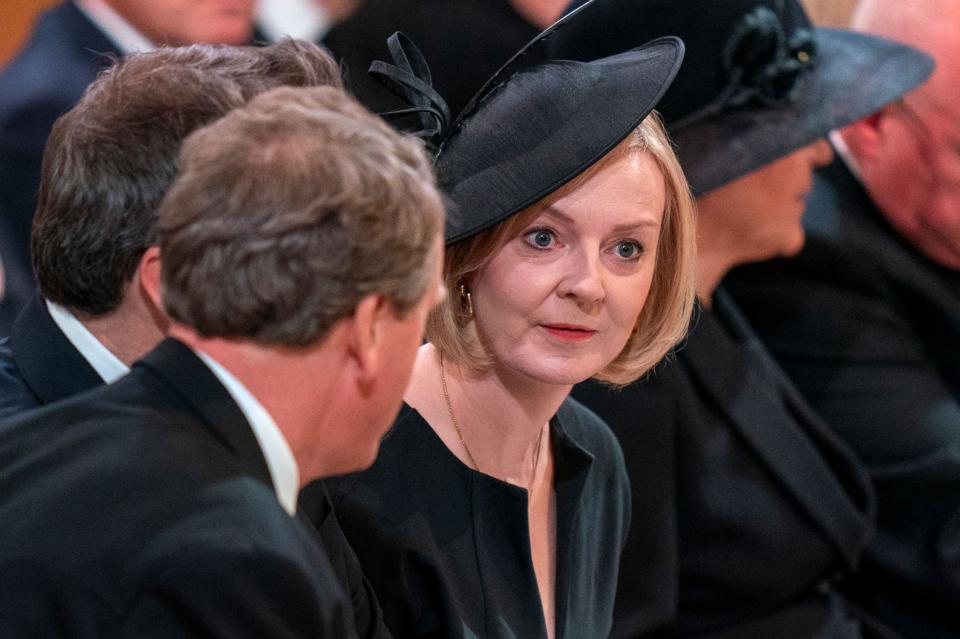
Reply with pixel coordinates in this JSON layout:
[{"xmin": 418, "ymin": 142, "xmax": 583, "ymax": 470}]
[
  {"xmin": 1, "ymin": 43, "xmax": 405, "ymax": 637},
  {"xmin": 0, "ymin": 84, "xmax": 445, "ymax": 637},
  {"xmin": 728, "ymin": 0, "xmax": 960, "ymax": 635}
]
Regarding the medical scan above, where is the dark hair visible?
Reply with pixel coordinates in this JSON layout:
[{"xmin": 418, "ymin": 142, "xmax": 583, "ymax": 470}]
[
  {"xmin": 31, "ymin": 40, "xmax": 342, "ymax": 315},
  {"xmin": 158, "ymin": 86, "xmax": 443, "ymax": 345}
]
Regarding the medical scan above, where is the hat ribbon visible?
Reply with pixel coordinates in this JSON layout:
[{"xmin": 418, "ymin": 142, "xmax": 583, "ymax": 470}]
[
  {"xmin": 369, "ymin": 32, "xmax": 451, "ymax": 146},
  {"xmin": 673, "ymin": 5, "xmax": 816, "ymax": 131}
]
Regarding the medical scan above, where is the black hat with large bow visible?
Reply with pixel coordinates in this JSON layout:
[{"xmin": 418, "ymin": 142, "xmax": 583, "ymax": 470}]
[
  {"xmin": 368, "ymin": 0, "xmax": 684, "ymax": 244},
  {"xmin": 547, "ymin": 0, "xmax": 934, "ymax": 195}
]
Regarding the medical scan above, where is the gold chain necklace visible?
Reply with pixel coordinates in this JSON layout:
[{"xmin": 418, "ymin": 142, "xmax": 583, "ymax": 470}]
[{"xmin": 439, "ymin": 351, "xmax": 545, "ymax": 493}]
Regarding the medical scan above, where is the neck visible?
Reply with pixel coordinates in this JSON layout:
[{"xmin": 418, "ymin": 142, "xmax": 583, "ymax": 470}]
[
  {"xmin": 695, "ymin": 244, "xmax": 741, "ymax": 309},
  {"xmin": 168, "ymin": 325, "xmax": 342, "ymax": 485},
  {"xmin": 410, "ymin": 344, "xmax": 564, "ymax": 486},
  {"xmin": 75, "ymin": 292, "xmax": 166, "ymax": 366}
]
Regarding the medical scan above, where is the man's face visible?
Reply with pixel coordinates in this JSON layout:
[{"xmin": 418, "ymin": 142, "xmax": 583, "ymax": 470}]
[
  {"xmin": 107, "ymin": 0, "xmax": 255, "ymax": 46},
  {"xmin": 859, "ymin": 57, "xmax": 960, "ymax": 269},
  {"xmin": 349, "ymin": 234, "xmax": 446, "ymax": 471},
  {"xmin": 696, "ymin": 139, "xmax": 834, "ymax": 265}
]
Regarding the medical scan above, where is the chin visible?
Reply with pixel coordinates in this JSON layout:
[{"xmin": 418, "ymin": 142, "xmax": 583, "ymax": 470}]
[
  {"xmin": 779, "ymin": 230, "xmax": 806, "ymax": 258},
  {"xmin": 204, "ymin": 23, "xmax": 253, "ymax": 45},
  {"xmin": 336, "ymin": 446, "xmax": 382, "ymax": 476},
  {"xmin": 508, "ymin": 355, "xmax": 608, "ymax": 387}
]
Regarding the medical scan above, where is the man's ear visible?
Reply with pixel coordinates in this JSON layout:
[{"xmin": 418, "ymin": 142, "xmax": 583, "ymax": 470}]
[
  {"xmin": 843, "ymin": 108, "xmax": 887, "ymax": 163},
  {"xmin": 137, "ymin": 246, "xmax": 164, "ymax": 316},
  {"xmin": 347, "ymin": 293, "xmax": 392, "ymax": 391}
]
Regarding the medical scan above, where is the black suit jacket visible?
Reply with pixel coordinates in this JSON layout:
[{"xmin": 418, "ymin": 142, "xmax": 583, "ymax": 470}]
[
  {"xmin": 573, "ymin": 292, "xmax": 883, "ymax": 638},
  {"xmin": 727, "ymin": 159, "xmax": 960, "ymax": 638},
  {"xmin": 0, "ymin": 292, "xmax": 103, "ymax": 420},
  {"xmin": 0, "ymin": 338, "xmax": 390, "ymax": 638},
  {"xmin": 0, "ymin": 2, "xmax": 121, "ymax": 315}
]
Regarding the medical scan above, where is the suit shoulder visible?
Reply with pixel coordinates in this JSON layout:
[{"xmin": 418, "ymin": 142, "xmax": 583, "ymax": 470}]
[
  {"xmin": 125, "ymin": 481, "xmax": 351, "ymax": 637},
  {"xmin": 572, "ymin": 356, "xmax": 688, "ymax": 436}
]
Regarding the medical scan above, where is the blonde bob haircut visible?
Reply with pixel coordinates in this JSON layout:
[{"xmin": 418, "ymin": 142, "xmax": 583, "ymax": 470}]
[{"xmin": 425, "ymin": 110, "xmax": 697, "ymax": 386}]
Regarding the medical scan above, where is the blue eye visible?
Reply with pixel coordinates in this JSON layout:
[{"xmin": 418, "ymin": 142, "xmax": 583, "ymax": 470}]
[
  {"xmin": 615, "ymin": 241, "xmax": 642, "ymax": 260},
  {"xmin": 524, "ymin": 228, "xmax": 556, "ymax": 249}
]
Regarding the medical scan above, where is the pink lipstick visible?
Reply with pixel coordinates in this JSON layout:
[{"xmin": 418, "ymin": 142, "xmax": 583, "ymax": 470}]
[{"xmin": 541, "ymin": 324, "xmax": 598, "ymax": 342}]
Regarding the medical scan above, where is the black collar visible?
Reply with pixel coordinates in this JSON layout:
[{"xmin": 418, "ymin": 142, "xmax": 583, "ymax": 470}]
[
  {"xmin": 681, "ymin": 290, "xmax": 874, "ymax": 568},
  {"xmin": 10, "ymin": 293, "xmax": 104, "ymax": 405},
  {"xmin": 135, "ymin": 338, "xmax": 274, "ymax": 489}
]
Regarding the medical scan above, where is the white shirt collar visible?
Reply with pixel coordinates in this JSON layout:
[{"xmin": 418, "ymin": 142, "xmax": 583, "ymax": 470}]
[
  {"xmin": 195, "ymin": 350, "xmax": 300, "ymax": 516},
  {"xmin": 829, "ymin": 129, "xmax": 865, "ymax": 184},
  {"xmin": 74, "ymin": 0, "xmax": 155, "ymax": 54},
  {"xmin": 45, "ymin": 299, "xmax": 130, "ymax": 384},
  {"xmin": 256, "ymin": 0, "xmax": 332, "ymax": 42}
]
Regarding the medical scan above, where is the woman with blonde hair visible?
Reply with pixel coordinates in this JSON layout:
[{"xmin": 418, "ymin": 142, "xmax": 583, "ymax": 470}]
[{"xmin": 315, "ymin": 1, "xmax": 697, "ymax": 637}]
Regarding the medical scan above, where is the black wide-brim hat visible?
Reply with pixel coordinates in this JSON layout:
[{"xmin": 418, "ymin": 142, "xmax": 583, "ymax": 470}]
[
  {"xmin": 547, "ymin": 0, "xmax": 934, "ymax": 195},
  {"xmin": 367, "ymin": 0, "xmax": 684, "ymax": 244}
]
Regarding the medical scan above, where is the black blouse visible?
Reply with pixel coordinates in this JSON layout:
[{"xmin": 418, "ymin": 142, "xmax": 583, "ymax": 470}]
[
  {"xmin": 324, "ymin": 397, "xmax": 631, "ymax": 639},
  {"xmin": 574, "ymin": 292, "xmax": 882, "ymax": 638}
]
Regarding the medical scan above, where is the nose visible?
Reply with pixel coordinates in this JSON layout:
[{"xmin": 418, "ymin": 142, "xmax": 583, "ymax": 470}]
[
  {"xmin": 557, "ymin": 248, "xmax": 605, "ymax": 312},
  {"xmin": 810, "ymin": 138, "xmax": 833, "ymax": 167}
]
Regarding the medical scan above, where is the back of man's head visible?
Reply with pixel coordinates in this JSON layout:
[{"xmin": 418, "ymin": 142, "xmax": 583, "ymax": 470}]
[
  {"xmin": 31, "ymin": 40, "xmax": 342, "ymax": 316},
  {"xmin": 844, "ymin": 0, "xmax": 960, "ymax": 267},
  {"xmin": 158, "ymin": 85, "xmax": 443, "ymax": 346}
]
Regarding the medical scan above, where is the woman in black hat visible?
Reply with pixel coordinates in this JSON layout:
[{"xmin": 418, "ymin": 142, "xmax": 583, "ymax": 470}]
[
  {"xmin": 550, "ymin": 0, "xmax": 934, "ymax": 637},
  {"xmin": 316, "ymin": 3, "xmax": 698, "ymax": 637}
]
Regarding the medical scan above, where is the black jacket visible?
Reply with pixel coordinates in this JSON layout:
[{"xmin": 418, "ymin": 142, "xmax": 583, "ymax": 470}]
[
  {"xmin": 319, "ymin": 398, "xmax": 631, "ymax": 639},
  {"xmin": 573, "ymin": 292, "xmax": 882, "ymax": 638},
  {"xmin": 0, "ymin": 292, "xmax": 103, "ymax": 420},
  {"xmin": 0, "ymin": 338, "xmax": 391, "ymax": 638},
  {"xmin": 727, "ymin": 159, "xmax": 960, "ymax": 638}
]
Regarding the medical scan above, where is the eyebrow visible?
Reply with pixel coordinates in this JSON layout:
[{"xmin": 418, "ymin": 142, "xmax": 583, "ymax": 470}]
[{"xmin": 539, "ymin": 206, "xmax": 661, "ymax": 233}]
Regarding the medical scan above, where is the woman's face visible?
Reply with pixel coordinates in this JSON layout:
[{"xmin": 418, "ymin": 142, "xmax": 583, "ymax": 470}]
[
  {"xmin": 696, "ymin": 139, "xmax": 833, "ymax": 261},
  {"xmin": 470, "ymin": 150, "xmax": 666, "ymax": 386}
]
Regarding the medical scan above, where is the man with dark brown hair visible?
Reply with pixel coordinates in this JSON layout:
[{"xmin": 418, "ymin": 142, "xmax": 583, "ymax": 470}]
[
  {"xmin": 0, "ymin": 40, "xmax": 339, "ymax": 421},
  {"xmin": 0, "ymin": 84, "xmax": 445, "ymax": 638}
]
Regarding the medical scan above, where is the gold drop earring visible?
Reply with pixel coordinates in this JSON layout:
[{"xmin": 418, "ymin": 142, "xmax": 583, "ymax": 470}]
[{"xmin": 459, "ymin": 284, "xmax": 474, "ymax": 318}]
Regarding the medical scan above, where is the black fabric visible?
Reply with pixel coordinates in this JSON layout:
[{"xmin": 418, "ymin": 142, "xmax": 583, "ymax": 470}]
[
  {"xmin": 296, "ymin": 484, "xmax": 391, "ymax": 639},
  {"xmin": 317, "ymin": 397, "xmax": 630, "ymax": 639},
  {"xmin": 547, "ymin": 0, "xmax": 933, "ymax": 195},
  {"xmin": 0, "ymin": 2, "xmax": 121, "ymax": 318},
  {"xmin": 0, "ymin": 335, "xmax": 390, "ymax": 638},
  {"xmin": 324, "ymin": 0, "xmax": 540, "ymax": 120},
  {"xmin": 726, "ymin": 158, "xmax": 960, "ymax": 638},
  {"xmin": 0, "ymin": 339, "xmax": 357, "ymax": 637},
  {"xmin": 572, "ymin": 293, "xmax": 884, "ymax": 638},
  {"xmin": 0, "ymin": 292, "xmax": 102, "ymax": 421}
]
